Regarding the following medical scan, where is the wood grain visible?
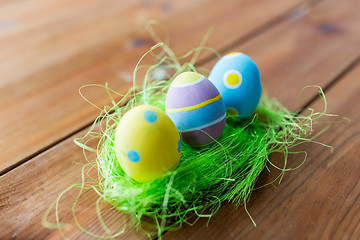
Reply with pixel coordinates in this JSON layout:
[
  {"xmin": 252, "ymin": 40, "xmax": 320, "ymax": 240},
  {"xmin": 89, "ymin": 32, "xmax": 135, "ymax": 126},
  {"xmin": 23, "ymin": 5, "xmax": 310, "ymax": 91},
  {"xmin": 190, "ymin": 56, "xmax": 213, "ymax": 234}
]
[
  {"xmin": 0, "ymin": 128, "xmax": 147, "ymax": 239},
  {"xmin": 162, "ymin": 0, "xmax": 360, "ymax": 238},
  {"xmin": 1, "ymin": 0, "xmax": 360, "ymax": 239},
  {"xmin": 0, "ymin": 1, "xmax": 312, "ymax": 238},
  {"xmin": 203, "ymin": 0, "xmax": 360, "ymax": 110},
  {"xmin": 163, "ymin": 59, "xmax": 360, "ymax": 240},
  {"xmin": 0, "ymin": 0, "xmax": 305, "ymax": 174}
]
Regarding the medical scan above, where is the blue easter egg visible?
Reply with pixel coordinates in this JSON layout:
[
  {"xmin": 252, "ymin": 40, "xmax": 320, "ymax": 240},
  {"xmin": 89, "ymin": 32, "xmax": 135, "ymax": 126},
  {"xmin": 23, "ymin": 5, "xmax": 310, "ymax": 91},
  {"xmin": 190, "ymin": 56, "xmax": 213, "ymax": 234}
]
[{"xmin": 208, "ymin": 52, "xmax": 262, "ymax": 119}]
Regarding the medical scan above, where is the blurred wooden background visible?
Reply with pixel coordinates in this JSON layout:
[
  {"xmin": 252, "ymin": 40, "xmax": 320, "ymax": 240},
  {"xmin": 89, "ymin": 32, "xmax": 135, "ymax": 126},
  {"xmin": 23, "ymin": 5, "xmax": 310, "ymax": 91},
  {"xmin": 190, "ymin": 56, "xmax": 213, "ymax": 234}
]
[{"xmin": 0, "ymin": 0, "xmax": 360, "ymax": 239}]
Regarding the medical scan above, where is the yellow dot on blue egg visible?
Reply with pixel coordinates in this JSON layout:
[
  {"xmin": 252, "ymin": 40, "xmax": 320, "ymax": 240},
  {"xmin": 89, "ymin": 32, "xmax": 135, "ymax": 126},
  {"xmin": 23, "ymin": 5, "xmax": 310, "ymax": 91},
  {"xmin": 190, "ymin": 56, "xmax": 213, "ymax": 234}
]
[
  {"xmin": 127, "ymin": 150, "xmax": 140, "ymax": 162},
  {"xmin": 227, "ymin": 73, "xmax": 240, "ymax": 85},
  {"xmin": 223, "ymin": 70, "xmax": 242, "ymax": 89},
  {"xmin": 144, "ymin": 110, "xmax": 158, "ymax": 123},
  {"xmin": 225, "ymin": 52, "xmax": 239, "ymax": 56},
  {"xmin": 226, "ymin": 108, "xmax": 238, "ymax": 117},
  {"xmin": 177, "ymin": 139, "xmax": 181, "ymax": 152}
]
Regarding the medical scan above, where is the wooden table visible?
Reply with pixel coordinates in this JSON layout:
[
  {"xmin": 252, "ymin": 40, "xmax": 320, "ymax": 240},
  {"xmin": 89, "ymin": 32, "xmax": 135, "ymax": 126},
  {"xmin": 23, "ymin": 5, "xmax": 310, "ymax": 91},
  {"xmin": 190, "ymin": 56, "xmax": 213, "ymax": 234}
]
[{"xmin": 1, "ymin": 0, "xmax": 360, "ymax": 239}]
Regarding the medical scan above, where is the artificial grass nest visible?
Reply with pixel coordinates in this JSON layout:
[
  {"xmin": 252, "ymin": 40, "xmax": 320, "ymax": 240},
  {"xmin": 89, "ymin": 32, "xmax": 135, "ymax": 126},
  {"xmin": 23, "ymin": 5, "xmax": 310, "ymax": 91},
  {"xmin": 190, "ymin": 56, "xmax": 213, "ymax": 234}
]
[{"xmin": 43, "ymin": 23, "xmax": 333, "ymax": 239}]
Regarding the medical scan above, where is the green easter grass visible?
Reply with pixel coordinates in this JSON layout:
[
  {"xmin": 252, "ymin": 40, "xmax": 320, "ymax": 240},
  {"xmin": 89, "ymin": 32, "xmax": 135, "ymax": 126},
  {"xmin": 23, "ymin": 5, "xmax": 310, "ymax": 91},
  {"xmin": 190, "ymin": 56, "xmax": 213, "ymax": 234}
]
[
  {"xmin": 70, "ymin": 82, "xmax": 330, "ymax": 239},
  {"xmin": 42, "ymin": 22, "xmax": 333, "ymax": 239}
]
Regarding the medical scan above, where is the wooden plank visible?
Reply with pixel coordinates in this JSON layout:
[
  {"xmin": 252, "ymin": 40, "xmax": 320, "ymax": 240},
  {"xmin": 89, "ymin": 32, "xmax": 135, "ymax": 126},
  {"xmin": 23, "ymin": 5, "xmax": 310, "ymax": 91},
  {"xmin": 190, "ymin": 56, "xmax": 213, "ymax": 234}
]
[
  {"xmin": 163, "ymin": 0, "xmax": 360, "ymax": 238},
  {"xmin": 163, "ymin": 60, "xmax": 360, "ymax": 240},
  {"xmin": 162, "ymin": 0, "xmax": 360, "ymax": 237},
  {"xmin": 0, "ymin": 129, "xmax": 147, "ymax": 239},
  {"xmin": 203, "ymin": 0, "xmax": 360, "ymax": 110},
  {"xmin": 1, "ymin": 0, "xmax": 360, "ymax": 238},
  {"xmin": 0, "ymin": 0, "xmax": 305, "ymax": 173}
]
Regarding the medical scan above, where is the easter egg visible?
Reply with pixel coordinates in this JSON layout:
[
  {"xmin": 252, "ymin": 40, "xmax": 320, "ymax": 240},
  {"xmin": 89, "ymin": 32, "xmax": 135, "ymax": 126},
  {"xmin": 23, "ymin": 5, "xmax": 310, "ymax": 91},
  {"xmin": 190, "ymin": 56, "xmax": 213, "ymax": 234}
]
[
  {"xmin": 165, "ymin": 72, "xmax": 226, "ymax": 146},
  {"xmin": 114, "ymin": 105, "xmax": 181, "ymax": 182},
  {"xmin": 208, "ymin": 52, "xmax": 262, "ymax": 119}
]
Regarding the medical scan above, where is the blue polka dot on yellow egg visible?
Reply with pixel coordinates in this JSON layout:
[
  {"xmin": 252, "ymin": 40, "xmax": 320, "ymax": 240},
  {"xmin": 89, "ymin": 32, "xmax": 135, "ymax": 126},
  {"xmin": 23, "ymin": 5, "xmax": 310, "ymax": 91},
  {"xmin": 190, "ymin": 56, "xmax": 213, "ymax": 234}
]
[
  {"xmin": 127, "ymin": 150, "xmax": 140, "ymax": 162},
  {"xmin": 143, "ymin": 110, "xmax": 157, "ymax": 123},
  {"xmin": 114, "ymin": 105, "xmax": 181, "ymax": 182}
]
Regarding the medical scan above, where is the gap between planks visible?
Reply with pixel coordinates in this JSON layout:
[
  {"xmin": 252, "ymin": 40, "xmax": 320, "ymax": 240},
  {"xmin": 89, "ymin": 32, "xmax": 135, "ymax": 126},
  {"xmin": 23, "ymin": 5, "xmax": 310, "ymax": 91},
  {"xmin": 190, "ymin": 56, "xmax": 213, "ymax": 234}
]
[
  {"xmin": 1, "ymin": 0, "xmax": 359, "ymax": 238},
  {"xmin": 299, "ymin": 54, "xmax": 360, "ymax": 113},
  {"xmin": 157, "ymin": 50, "xmax": 360, "ymax": 240},
  {"xmin": 197, "ymin": 0, "xmax": 324, "ymax": 66},
  {"xmin": 0, "ymin": 0, "xmax": 318, "ymax": 177}
]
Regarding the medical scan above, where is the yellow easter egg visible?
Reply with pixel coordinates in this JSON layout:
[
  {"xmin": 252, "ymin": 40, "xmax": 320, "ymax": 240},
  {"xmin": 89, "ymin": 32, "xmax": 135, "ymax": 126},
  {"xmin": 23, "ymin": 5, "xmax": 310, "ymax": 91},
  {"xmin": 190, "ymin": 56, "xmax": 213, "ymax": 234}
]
[{"xmin": 114, "ymin": 105, "xmax": 181, "ymax": 182}]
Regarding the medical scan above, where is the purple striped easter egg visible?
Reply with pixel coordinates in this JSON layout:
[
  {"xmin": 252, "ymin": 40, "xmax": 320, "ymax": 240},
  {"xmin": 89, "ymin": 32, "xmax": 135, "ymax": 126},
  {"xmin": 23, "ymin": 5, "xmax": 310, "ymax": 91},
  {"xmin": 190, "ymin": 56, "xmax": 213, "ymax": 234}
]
[{"xmin": 165, "ymin": 72, "xmax": 226, "ymax": 146}]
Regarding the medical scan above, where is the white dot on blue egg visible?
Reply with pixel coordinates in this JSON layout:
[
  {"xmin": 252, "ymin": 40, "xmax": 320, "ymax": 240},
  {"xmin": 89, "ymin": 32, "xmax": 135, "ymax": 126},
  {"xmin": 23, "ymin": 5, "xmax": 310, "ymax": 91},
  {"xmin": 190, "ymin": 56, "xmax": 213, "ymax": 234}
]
[
  {"xmin": 178, "ymin": 139, "xmax": 181, "ymax": 152},
  {"xmin": 144, "ymin": 110, "xmax": 158, "ymax": 123},
  {"xmin": 223, "ymin": 70, "xmax": 242, "ymax": 89},
  {"xmin": 127, "ymin": 150, "xmax": 140, "ymax": 162}
]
